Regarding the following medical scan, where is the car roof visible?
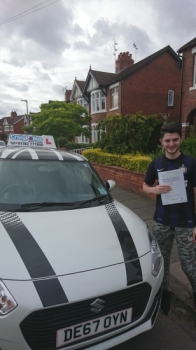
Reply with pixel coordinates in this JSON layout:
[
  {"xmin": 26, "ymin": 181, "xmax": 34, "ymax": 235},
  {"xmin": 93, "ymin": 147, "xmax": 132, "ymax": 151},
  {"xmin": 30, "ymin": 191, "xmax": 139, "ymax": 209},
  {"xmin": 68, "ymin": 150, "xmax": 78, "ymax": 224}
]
[{"xmin": 0, "ymin": 146, "xmax": 86, "ymax": 161}]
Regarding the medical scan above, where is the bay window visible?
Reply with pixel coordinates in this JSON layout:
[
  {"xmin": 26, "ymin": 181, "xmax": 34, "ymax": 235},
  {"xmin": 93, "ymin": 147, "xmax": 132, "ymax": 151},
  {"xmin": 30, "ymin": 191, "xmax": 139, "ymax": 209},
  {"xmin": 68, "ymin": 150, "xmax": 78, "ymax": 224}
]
[
  {"xmin": 110, "ymin": 83, "xmax": 119, "ymax": 110},
  {"xmin": 193, "ymin": 54, "xmax": 196, "ymax": 87},
  {"xmin": 189, "ymin": 47, "xmax": 196, "ymax": 90},
  {"xmin": 91, "ymin": 90, "xmax": 106, "ymax": 113}
]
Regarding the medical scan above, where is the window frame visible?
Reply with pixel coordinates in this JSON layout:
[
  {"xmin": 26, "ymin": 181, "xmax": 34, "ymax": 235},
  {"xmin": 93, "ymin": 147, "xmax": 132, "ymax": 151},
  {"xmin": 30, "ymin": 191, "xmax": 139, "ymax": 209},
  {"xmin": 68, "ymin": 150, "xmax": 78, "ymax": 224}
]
[
  {"xmin": 91, "ymin": 90, "xmax": 106, "ymax": 114},
  {"xmin": 77, "ymin": 98, "xmax": 89, "ymax": 112},
  {"xmin": 109, "ymin": 82, "xmax": 119, "ymax": 111},
  {"xmin": 193, "ymin": 53, "xmax": 196, "ymax": 87},
  {"xmin": 91, "ymin": 123, "xmax": 99, "ymax": 143},
  {"xmin": 189, "ymin": 47, "xmax": 196, "ymax": 91}
]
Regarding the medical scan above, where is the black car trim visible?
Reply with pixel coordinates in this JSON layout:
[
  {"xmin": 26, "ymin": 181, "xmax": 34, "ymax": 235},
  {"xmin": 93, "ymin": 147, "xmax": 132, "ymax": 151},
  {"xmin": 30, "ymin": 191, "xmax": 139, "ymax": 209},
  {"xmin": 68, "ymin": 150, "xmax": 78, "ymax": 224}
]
[
  {"xmin": 0, "ymin": 212, "xmax": 68, "ymax": 307},
  {"xmin": 105, "ymin": 202, "xmax": 143, "ymax": 285}
]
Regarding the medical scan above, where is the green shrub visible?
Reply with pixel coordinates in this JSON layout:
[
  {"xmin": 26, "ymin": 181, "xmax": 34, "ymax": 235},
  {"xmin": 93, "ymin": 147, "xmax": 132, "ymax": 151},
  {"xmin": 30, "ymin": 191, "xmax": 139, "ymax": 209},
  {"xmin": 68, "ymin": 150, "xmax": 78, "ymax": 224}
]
[
  {"xmin": 96, "ymin": 112, "xmax": 163, "ymax": 154},
  {"xmin": 120, "ymin": 155, "xmax": 152, "ymax": 173},
  {"xmin": 181, "ymin": 137, "xmax": 196, "ymax": 159},
  {"xmin": 82, "ymin": 148, "xmax": 152, "ymax": 173}
]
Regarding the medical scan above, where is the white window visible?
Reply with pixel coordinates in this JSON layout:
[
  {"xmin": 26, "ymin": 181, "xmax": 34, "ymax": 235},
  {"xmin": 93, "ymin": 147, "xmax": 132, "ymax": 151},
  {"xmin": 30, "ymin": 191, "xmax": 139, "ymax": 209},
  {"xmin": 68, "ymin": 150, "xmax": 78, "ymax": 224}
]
[
  {"xmin": 168, "ymin": 90, "xmax": 174, "ymax": 107},
  {"xmin": 91, "ymin": 90, "xmax": 106, "ymax": 114},
  {"xmin": 91, "ymin": 123, "xmax": 99, "ymax": 143},
  {"xmin": 110, "ymin": 86, "xmax": 119, "ymax": 109},
  {"xmin": 193, "ymin": 54, "xmax": 196, "ymax": 87},
  {"xmin": 189, "ymin": 48, "xmax": 196, "ymax": 91},
  {"xmin": 77, "ymin": 98, "xmax": 89, "ymax": 114},
  {"xmin": 4, "ymin": 126, "xmax": 9, "ymax": 131},
  {"xmin": 10, "ymin": 125, "xmax": 14, "ymax": 131},
  {"xmin": 77, "ymin": 126, "xmax": 90, "ymax": 143}
]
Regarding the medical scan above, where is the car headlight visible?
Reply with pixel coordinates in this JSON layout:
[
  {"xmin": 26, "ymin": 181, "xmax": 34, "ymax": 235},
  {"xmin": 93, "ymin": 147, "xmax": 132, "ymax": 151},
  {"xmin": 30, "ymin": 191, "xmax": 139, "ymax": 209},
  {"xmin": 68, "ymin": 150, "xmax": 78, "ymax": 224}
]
[
  {"xmin": 0, "ymin": 280, "xmax": 17, "ymax": 315},
  {"xmin": 148, "ymin": 231, "xmax": 162, "ymax": 277}
]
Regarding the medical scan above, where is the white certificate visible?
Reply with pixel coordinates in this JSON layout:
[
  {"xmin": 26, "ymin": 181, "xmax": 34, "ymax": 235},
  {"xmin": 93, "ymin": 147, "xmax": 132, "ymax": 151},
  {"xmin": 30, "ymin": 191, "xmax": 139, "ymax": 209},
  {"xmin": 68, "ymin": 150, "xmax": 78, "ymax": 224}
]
[{"xmin": 158, "ymin": 169, "xmax": 187, "ymax": 205}]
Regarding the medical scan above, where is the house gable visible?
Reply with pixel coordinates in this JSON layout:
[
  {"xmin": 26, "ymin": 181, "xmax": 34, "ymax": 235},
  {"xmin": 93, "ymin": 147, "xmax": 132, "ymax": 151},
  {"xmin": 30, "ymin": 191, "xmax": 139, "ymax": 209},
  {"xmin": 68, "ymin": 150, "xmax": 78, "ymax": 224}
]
[
  {"xmin": 178, "ymin": 37, "xmax": 196, "ymax": 53},
  {"xmin": 70, "ymin": 80, "xmax": 86, "ymax": 100},
  {"xmin": 86, "ymin": 74, "xmax": 99, "ymax": 92},
  {"xmin": 3, "ymin": 119, "xmax": 8, "ymax": 126}
]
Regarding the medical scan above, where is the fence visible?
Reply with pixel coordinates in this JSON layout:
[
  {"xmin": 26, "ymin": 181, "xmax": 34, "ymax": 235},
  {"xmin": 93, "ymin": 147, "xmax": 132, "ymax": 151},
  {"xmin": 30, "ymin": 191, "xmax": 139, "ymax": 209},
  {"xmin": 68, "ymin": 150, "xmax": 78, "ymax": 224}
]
[{"xmin": 70, "ymin": 147, "xmax": 92, "ymax": 155}]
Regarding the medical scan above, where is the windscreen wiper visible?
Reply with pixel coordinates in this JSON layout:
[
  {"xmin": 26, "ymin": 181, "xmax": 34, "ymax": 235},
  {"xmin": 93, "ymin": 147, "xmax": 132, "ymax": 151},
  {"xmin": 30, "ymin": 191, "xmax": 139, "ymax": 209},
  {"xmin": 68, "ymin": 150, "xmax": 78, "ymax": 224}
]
[
  {"xmin": 78, "ymin": 194, "xmax": 110, "ymax": 208},
  {"xmin": 14, "ymin": 202, "xmax": 76, "ymax": 212}
]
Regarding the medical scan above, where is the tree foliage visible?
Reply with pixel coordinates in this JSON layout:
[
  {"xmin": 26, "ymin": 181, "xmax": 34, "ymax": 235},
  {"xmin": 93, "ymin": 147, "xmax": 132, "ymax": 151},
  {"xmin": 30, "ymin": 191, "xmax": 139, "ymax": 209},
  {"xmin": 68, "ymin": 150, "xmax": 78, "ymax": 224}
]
[
  {"xmin": 96, "ymin": 112, "xmax": 163, "ymax": 154},
  {"xmin": 181, "ymin": 126, "xmax": 196, "ymax": 159},
  {"xmin": 23, "ymin": 101, "xmax": 91, "ymax": 144}
]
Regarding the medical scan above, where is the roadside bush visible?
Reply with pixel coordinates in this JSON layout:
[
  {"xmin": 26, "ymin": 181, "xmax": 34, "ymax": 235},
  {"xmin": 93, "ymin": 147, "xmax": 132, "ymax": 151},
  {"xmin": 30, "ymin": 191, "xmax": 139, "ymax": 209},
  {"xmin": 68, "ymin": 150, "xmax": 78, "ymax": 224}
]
[
  {"xmin": 96, "ymin": 112, "xmax": 163, "ymax": 154},
  {"xmin": 82, "ymin": 148, "xmax": 152, "ymax": 173},
  {"xmin": 181, "ymin": 137, "xmax": 196, "ymax": 158}
]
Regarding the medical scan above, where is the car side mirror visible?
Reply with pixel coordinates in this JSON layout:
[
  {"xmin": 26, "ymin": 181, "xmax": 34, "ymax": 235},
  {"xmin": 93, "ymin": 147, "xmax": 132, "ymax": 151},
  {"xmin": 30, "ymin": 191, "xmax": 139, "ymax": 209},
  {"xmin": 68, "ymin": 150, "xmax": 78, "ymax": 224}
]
[{"xmin": 106, "ymin": 180, "xmax": 116, "ymax": 191}]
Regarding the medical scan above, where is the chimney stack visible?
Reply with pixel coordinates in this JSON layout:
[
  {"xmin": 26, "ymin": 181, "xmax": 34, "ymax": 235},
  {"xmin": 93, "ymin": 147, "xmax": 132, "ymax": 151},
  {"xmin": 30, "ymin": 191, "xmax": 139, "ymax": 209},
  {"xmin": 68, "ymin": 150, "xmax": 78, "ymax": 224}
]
[
  {"xmin": 115, "ymin": 51, "xmax": 134, "ymax": 73},
  {"xmin": 10, "ymin": 111, "xmax": 17, "ymax": 118},
  {"xmin": 65, "ymin": 89, "xmax": 71, "ymax": 102}
]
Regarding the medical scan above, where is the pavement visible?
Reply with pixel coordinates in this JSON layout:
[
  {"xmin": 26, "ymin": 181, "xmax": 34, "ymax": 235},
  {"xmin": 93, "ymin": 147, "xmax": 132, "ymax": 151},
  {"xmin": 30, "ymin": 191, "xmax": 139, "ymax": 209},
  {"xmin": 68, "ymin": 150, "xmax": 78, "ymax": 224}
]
[{"xmin": 112, "ymin": 185, "xmax": 195, "ymax": 311}]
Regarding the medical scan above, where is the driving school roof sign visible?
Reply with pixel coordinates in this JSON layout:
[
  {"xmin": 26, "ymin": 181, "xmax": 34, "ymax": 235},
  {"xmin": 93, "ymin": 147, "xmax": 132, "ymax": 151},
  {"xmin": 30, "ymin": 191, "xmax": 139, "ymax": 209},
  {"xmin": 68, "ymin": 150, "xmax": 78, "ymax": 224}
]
[{"xmin": 7, "ymin": 134, "xmax": 56, "ymax": 148}]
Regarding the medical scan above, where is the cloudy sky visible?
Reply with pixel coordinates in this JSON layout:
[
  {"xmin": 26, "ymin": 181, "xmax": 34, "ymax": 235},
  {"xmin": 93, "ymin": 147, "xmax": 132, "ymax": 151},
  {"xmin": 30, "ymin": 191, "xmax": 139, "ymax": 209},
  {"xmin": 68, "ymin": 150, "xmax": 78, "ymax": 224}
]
[{"xmin": 0, "ymin": 0, "xmax": 195, "ymax": 118}]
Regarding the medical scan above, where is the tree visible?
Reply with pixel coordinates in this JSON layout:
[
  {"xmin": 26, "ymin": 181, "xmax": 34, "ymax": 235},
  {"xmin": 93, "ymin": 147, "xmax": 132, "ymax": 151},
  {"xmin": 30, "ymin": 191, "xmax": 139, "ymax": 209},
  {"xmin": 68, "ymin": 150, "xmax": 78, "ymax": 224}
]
[
  {"xmin": 96, "ymin": 112, "xmax": 163, "ymax": 154},
  {"xmin": 23, "ymin": 101, "xmax": 91, "ymax": 144}
]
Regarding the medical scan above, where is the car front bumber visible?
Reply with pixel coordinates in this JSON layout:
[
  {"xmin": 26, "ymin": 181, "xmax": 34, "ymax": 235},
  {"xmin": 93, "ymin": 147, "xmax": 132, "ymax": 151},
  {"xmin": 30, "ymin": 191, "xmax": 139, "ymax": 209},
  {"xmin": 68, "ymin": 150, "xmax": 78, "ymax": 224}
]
[{"xmin": 0, "ymin": 252, "xmax": 163, "ymax": 350}]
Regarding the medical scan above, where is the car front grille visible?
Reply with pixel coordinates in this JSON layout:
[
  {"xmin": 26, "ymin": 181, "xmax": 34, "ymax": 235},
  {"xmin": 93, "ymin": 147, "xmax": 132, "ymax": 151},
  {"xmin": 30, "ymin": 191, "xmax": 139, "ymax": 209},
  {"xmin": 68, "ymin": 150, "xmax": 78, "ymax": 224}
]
[{"xmin": 20, "ymin": 282, "xmax": 151, "ymax": 350}]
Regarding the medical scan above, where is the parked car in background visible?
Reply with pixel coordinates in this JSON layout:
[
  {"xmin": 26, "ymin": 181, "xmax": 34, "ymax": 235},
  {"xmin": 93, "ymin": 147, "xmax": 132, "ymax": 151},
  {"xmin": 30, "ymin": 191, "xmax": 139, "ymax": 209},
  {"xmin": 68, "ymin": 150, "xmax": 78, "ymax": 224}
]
[
  {"xmin": 0, "ymin": 140, "xmax": 6, "ymax": 148},
  {"xmin": 0, "ymin": 134, "xmax": 163, "ymax": 350}
]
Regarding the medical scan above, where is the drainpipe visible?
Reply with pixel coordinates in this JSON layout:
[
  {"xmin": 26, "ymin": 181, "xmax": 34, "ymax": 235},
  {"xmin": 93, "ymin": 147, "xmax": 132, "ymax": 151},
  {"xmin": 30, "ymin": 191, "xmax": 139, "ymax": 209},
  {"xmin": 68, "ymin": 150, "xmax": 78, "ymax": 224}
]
[{"xmin": 178, "ymin": 53, "xmax": 184, "ymax": 125}]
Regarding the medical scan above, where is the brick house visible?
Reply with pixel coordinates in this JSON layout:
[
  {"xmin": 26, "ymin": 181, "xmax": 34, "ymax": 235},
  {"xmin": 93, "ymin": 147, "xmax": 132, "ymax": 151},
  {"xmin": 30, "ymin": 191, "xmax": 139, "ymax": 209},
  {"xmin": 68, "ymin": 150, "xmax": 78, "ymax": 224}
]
[
  {"xmin": 70, "ymin": 79, "xmax": 90, "ymax": 143},
  {"xmin": 0, "ymin": 111, "xmax": 26, "ymax": 143},
  {"xmin": 178, "ymin": 37, "xmax": 196, "ymax": 137},
  {"xmin": 70, "ymin": 46, "xmax": 182, "ymax": 143}
]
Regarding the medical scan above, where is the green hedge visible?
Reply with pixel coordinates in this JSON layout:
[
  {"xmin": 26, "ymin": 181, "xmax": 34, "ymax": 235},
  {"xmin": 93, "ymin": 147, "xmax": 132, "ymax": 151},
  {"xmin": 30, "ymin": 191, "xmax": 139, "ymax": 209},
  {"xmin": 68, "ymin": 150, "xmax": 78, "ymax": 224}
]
[
  {"xmin": 181, "ymin": 137, "xmax": 196, "ymax": 159},
  {"xmin": 82, "ymin": 149, "xmax": 152, "ymax": 174}
]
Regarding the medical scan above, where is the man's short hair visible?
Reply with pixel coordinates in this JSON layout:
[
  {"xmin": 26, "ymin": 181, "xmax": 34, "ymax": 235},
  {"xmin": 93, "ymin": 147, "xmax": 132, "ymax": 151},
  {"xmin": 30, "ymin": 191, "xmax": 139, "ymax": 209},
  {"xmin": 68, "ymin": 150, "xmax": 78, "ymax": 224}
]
[{"xmin": 160, "ymin": 122, "xmax": 182, "ymax": 138}]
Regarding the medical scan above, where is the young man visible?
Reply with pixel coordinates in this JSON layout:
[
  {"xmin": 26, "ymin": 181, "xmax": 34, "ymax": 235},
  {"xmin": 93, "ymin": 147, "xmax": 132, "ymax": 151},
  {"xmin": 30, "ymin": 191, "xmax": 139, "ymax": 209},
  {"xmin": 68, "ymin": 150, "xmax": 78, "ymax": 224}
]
[{"xmin": 143, "ymin": 122, "xmax": 196, "ymax": 314}]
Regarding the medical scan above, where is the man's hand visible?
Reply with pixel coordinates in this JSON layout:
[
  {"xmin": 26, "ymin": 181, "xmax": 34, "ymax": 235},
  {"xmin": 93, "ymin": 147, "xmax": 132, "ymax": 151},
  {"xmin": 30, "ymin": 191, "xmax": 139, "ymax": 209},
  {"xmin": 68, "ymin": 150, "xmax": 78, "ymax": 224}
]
[
  {"xmin": 150, "ymin": 185, "xmax": 171, "ymax": 195},
  {"xmin": 193, "ymin": 227, "xmax": 196, "ymax": 242}
]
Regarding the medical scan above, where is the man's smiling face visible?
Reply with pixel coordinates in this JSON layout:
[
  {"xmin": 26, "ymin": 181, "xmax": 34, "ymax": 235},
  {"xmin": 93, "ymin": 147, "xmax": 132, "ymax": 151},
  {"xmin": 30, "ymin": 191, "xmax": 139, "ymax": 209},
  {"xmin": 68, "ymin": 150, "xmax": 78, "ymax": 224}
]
[{"xmin": 160, "ymin": 132, "xmax": 181, "ymax": 158}]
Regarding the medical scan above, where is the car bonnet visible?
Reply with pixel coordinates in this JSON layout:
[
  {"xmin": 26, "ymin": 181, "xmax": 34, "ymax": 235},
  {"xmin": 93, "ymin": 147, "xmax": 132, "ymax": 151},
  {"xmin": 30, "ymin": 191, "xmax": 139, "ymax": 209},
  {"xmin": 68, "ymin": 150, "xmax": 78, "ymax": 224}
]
[{"xmin": 0, "ymin": 199, "xmax": 150, "ymax": 281}]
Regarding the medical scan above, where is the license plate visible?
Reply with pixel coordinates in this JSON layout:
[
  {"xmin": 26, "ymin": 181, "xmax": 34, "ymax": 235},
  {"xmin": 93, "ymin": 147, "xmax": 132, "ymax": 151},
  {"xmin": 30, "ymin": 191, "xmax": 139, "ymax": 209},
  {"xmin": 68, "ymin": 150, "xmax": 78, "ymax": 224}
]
[{"xmin": 56, "ymin": 308, "xmax": 132, "ymax": 348}]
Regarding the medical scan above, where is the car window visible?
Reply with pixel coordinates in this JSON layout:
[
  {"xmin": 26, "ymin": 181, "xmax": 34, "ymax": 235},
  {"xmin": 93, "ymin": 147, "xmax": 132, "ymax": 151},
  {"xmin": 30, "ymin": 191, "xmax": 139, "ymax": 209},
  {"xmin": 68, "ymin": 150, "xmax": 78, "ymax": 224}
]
[{"xmin": 0, "ymin": 160, "xmax": 107, "ymax": 211}]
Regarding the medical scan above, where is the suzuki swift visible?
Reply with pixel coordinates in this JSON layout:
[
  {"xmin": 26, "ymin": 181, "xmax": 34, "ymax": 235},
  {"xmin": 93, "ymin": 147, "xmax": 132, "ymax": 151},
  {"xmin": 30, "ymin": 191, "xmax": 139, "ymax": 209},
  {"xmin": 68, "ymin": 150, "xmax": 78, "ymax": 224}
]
[{"xmin": 0, "ymin": 134, "xmax": 163, "ymax": 350}]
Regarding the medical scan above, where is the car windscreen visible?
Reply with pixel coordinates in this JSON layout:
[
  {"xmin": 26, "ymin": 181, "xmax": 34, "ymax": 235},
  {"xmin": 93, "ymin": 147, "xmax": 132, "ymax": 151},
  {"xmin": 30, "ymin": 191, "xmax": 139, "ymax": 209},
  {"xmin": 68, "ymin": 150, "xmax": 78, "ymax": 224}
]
[{"xmin": 0, "ymin": 159, "xmax": 108, "ymax": 211}]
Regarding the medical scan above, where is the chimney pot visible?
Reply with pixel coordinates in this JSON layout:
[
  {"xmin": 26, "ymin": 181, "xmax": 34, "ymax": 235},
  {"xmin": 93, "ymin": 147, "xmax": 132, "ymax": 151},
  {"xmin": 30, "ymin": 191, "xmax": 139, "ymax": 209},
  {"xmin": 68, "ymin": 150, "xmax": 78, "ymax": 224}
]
[
  {"xmin": 11, "ymin": 111, "xmax": 17, "ymax": 118},
  {"xmin": 115, "ymin": 51, "xmax": 134, "ymax": 73}
]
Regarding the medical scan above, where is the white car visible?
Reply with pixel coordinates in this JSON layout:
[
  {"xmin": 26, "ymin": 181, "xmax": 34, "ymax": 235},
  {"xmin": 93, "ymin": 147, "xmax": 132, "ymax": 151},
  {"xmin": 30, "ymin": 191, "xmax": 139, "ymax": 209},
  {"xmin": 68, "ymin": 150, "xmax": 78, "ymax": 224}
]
[
  {"xmin": 0, "ymin": 134, "xmax": 163, "ymax": 350},
  {"xmin": 0, "ymin": 140, "xmax": 6, "ymax": 148}
]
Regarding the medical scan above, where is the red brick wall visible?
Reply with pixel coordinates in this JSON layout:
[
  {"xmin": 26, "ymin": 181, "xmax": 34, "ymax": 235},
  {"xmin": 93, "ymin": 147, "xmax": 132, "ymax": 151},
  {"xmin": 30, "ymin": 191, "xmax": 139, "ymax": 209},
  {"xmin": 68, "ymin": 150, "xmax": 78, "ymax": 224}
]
[
  {"xmin": 91, "ymin": 112, "xmax": 107, "ymax": 123},
  {"xmin": 14, "ymin": 119, "xmax": 25, "ymax": 134},
  {"xmin": 121, "ymin": 52, "xmax": 181, "ymax": 120},
  {"xmin": 181, "ymin": 47, "xmax": 196, "ymax": 126},
  {"xmin": 93, "ymin": 163, "xmax": 156, "ymax": 200}
]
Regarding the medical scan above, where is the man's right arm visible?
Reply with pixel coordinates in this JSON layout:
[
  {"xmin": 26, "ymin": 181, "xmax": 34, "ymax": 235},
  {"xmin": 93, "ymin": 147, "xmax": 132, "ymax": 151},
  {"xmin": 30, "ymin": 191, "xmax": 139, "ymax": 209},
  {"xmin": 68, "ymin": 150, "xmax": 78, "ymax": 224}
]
[
  {"xmin": 143, "ymin": 182, "xmax": 171, "ymax": 195},
  {"xmin": 143, "ymin": 161, "xmax": 171, "ymax": 195}
]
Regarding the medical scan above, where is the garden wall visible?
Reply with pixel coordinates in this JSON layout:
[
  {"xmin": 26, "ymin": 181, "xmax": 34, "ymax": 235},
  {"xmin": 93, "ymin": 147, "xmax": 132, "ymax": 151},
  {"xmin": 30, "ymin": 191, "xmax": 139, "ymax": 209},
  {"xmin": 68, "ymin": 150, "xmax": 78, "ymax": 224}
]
[{"xmin": 92, "ymin": 163, "xmax": 156, "ymax": 200}]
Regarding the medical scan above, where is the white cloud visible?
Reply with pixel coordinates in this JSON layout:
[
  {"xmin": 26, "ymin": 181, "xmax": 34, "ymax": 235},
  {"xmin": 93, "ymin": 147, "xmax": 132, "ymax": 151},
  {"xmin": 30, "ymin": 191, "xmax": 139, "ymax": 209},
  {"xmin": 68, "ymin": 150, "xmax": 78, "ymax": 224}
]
[{"xmin": 0, "ymin": 0, "xmax": 195, "ymax": 117}]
